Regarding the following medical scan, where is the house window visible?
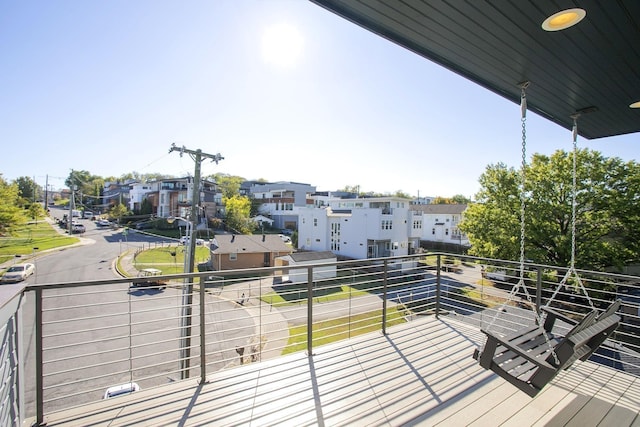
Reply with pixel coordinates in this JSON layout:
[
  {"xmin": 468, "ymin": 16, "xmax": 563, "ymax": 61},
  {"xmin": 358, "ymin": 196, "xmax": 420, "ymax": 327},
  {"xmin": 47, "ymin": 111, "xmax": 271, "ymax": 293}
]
[
  {"xmin": 445, "ymin": 229, "xmax": 449, "ymax": 235},
  {"xmin": 432, "ymin": 228, "xmax": 436, "ymax": 235},
  {"xmin": 381, "ymin": 220, "xmax": 393, "ymax": 230},
  {"xmin": 413, "ymin": 220, "xmax": 422, "ymax": 229},
  {"xmin": 229, "ymin": 252, "xmax": 237, "ymax": 261},
  {"xmin": 314, "ymin": 218, "xmax": 318, "ymax": 227}
]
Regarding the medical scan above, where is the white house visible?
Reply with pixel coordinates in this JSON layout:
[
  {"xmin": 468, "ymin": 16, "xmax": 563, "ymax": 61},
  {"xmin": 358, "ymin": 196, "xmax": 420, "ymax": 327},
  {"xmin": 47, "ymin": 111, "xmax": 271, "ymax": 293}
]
[
  {"xmin": 250, "ymin": 181, "xmax": 316, "ymax": 230},
  {"xmin": 411, "ymin": 204, "xmax": 469, "ymax": 246},
  {"xmin": 297, "ymin": 197, "xmax": 422, "ymax": 260}
]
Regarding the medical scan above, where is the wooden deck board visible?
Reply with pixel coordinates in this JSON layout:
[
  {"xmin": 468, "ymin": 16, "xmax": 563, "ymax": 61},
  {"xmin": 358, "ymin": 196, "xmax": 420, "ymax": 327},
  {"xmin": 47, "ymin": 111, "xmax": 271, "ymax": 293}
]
[{"xmin": 39, "ymin": 316, "xmax": 640, "ymax": 427}]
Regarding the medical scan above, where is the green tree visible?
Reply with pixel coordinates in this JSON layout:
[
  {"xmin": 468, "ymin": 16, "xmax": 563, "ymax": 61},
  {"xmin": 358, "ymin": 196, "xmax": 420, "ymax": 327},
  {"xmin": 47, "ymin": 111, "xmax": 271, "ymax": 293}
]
[
  {"xmin": 393, "ymin": 190, "xmax": 412, "ymax": 198},
  {"xmin": 212, "ymin": 173, "xmax": 245, "ymax": 199},
  {"xmin": 224, "ymin": 195, "xmax": 255, "ymax": 234},
  {"xmin": 108, "ymin": 203, "xmax": 131, "ymax": 225},
  {"xmin": 0, "ymin": 176, "xmax": 26, "ymax": 235},
  {"xmin": 15, "ymin": 176, "xmax": 41, "ymax": 205},
  {"xmin": 451, "ymin": 194, "xmax": 471, "ymax": 204},
  {"xmin": 28, "ymin": 202, "xmax": 45, "ymax": 222},
  {"xmin": 460, "ymin": 149, "xmax": 640, "ymax": 271},
  {"xmin": 139, "ymin": 198, "xmax": 153, "ymax": 215}
]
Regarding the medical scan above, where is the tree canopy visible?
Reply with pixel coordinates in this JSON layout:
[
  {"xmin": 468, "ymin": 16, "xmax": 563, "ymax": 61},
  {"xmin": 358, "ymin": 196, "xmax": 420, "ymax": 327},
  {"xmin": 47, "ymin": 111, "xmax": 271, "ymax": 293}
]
[
  {"xmin": 223, "ymin": 195, "xmax": 255, "ymax": 234},
  {"xmin": 0, "ymin": 175, "xmax": 27, "ymax": 235},
  {"xmin": 460, "ymin": 149, "xmax": 640, "ymax": 272}
]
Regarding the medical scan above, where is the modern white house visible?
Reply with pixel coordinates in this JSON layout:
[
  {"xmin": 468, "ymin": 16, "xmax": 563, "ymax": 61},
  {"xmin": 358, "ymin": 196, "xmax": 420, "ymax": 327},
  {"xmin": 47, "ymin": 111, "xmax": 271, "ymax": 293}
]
[
  {"xmin": 297, "ymin": 197, "xmax": 423, "ymax": 260},
  {"xmin": 412, "ymin": 204, "xmax": 469, "ymax": 247},
  {"xmin": 298, "ymin": 198, "xmax": 469, "ymax": 260},
  {"xmin": 127, "ymin": 178, "xmax": 218, "ymax": 225},
  {"xmin": 250, "ymin": 181, "xmax": 316, "ymax": 231}
]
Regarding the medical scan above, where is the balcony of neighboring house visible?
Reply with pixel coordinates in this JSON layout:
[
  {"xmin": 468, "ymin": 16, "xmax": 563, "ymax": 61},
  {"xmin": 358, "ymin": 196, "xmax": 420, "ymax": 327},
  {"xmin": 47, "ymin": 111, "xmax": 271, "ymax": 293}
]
[{"xmin": 2, "ymin": 253, "xmax": 638, "ymax": 426}]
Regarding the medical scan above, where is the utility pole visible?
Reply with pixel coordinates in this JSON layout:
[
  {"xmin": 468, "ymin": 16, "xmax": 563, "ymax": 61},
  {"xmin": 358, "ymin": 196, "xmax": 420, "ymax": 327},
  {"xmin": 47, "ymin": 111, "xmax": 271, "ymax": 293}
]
[{"xmin": 169, "ymin": 143, "xmax": 224, "ymax": 379}]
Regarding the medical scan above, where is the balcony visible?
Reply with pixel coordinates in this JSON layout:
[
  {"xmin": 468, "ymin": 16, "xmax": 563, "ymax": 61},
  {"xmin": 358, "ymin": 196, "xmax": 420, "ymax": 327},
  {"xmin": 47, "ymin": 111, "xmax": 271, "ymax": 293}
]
[{"xmin": 5, "ymin": 254, "xmax": 640, "ymax": 426}]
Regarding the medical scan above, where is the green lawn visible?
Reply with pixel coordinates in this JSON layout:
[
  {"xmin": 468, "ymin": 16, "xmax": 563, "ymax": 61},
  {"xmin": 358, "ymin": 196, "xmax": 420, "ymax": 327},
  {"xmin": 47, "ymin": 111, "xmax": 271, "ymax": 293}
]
[
  {"xmin": 0, "ymin": 221, "xmax": 78, "ymax": 264},
  {"xmin": 132, "ymin": 246, "xmax": 211, "ymax": 275},
  {"xmin": 283, "ymin": 307, "xmax": 407, "ymax": 354},
  {"xmin": 261, "ymin": 284, "xmax": 370, "ymax": 306}
]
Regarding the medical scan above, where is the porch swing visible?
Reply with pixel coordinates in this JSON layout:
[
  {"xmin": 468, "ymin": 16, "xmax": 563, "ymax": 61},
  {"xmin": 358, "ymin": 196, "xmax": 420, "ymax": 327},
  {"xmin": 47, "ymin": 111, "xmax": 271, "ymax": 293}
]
[{"xmin": 472, "ymin": 82, "xmax": 621, "ymax": 397}]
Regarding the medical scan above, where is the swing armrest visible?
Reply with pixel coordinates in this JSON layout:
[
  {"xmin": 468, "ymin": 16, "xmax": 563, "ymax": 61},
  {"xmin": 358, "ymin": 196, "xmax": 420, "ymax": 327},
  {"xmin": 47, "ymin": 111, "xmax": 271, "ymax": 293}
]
[
  {"xmin": 540, "ymin": 306, "xmax": 579, "ymax": 329},
  {"xmin": 479, "ymin": 328, "xmax": 556, "ymax": 370}
]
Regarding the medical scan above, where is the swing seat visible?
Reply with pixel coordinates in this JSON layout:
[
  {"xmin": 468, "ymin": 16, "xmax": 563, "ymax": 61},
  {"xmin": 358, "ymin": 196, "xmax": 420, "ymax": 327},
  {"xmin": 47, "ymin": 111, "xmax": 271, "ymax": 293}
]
[{"xmin": 473, "ymin": 300, "xmax": 621, "ymax": 397}]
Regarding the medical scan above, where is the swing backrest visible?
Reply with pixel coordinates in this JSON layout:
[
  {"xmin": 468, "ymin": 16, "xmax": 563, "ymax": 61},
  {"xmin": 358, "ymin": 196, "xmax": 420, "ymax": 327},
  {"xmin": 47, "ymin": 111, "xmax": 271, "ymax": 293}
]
[{"xmin": 545, "ymin": 304, "xmax": 619, "ymax": 369}]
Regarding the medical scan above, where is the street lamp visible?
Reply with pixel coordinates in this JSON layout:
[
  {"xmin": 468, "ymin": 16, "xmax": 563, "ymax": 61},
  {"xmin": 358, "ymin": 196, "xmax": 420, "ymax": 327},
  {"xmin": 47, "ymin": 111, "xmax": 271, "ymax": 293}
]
[{"xmin": 166, "ymin": 216, "xmax": 193, "ymax": 273}]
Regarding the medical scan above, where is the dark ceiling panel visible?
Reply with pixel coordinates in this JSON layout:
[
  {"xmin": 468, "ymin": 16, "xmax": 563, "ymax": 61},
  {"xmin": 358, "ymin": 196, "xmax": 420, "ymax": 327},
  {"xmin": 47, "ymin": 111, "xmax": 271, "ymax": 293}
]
[{"xmin": 310, "ymin": 0, "xmax": 640, "ymax": 139}]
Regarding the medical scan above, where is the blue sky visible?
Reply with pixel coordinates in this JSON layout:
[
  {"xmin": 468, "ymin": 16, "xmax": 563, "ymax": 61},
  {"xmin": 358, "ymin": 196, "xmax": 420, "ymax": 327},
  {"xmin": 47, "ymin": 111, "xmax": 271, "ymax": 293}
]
[{"xmin": 1, "ymin": 1, "xmax": 637, "ymax": 199}]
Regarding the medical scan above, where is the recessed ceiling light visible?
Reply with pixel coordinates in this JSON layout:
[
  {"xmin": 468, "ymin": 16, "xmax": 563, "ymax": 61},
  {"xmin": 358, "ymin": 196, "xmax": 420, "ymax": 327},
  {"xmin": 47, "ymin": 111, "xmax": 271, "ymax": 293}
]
[
  {"xmin": 542, "ymin": 8, "xmax": 586, "ymax": 31},
  {"xmin": 631, "ymin": 101, "xmax": 640, "ymax": 109}
]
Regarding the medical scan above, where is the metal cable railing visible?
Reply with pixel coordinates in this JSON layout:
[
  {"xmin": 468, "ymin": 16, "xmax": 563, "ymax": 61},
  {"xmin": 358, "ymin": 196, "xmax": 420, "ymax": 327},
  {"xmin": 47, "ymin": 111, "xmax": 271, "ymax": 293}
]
[{"xmin": 1, "ymin": 252, "xmax": 638, "ymax": 425}]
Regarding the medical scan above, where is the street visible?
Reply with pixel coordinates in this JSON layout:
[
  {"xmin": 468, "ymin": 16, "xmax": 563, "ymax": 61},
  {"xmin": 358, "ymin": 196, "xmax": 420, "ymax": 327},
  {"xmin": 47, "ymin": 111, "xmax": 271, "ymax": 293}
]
[{"xmin": 22, "ymin": 210, "xmax": 256, "ymax": 412}]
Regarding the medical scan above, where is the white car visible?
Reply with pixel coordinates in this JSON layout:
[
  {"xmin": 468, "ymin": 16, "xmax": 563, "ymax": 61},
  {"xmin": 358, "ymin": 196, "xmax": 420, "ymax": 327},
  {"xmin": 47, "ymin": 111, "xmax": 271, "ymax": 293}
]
[
  {"xmin": 2, "ymin": 263, "xmax": 35, "ymax": 283},
  {"xmin": 96, "ymin": 219, "xmax": 111, "ymax": 227},
  {"xmin": 179, "ymin": 236, "xmax": 206, "ymax": 246},
  {"xmin": 279, "ymin": 234, "xmax": 292, "ymax": 244}
]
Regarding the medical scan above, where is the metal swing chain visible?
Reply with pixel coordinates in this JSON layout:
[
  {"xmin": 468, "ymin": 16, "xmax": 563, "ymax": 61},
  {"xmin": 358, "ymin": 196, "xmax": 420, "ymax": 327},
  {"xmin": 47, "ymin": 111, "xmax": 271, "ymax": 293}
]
[
  {"xmin": 482, "ymin": 83, "xmax": 560, "ymax": 366},
  {"xmin": 486, "ymin": 83, "xmax": 540, "ymax": 331},
  {"xmin": 544, "ymin": 115, "xmax": 595, "ymax": 310}
]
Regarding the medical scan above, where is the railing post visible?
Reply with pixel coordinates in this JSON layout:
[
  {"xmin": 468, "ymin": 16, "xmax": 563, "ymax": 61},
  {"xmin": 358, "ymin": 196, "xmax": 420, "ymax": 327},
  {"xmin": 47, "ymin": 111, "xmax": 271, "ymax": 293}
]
[
  {"xmin": 435, "ymin": 254, "xmax": 442, "ymax": 318},
  {"xmin": 35, "ymin": 288, "xmax": 44, "ymax": 426},
  {"xmin": 199, "ymin": 275, "xmax": 206, "ymax": 384},
  {"xmin": 306, "ymin": 266, "xmax": 313, "ymax": 356},
  {"xmin": 180, "ymin": 280, "xmax": 194, "ymax": 380},
  {"xmin": 382, "ymin": 259, "xmax": 388, "ymax": 335},
  {"xmin": 535, "ymin": 266, "xmax": 543, "ymax": 314}
]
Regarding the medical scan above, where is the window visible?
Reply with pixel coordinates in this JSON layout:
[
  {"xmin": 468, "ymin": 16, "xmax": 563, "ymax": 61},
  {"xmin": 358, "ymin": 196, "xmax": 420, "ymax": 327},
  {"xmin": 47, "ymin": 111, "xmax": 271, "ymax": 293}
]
[
  {"xmin": 432, "ymin": 228, "xmax": 436, "ymax": 235},
  {"xmin": 381, "ymin": 220, "xmax": 393, "ymax": 230},
  {"xmin": 229, "ymin": 252, "xmax": 237, "ymax": 261},
  {"xmin": 314, "ymin": 218, "xmax": 318, "ymax": 227},
  {"xmin": 445, "ymin": 229, "xmax": 449, "ymax": 235},
  {"xmin": 413, "ymin": 220, "xmax": 422, "ymax": 229}
]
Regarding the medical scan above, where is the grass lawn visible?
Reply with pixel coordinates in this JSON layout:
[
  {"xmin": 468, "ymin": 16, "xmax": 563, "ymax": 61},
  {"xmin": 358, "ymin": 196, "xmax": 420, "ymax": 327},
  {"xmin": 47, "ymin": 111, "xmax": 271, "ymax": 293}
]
[
  {"xmin": 261, "ymin": 284, "xmax": 370, "ymax": 306},
  {"xmin": 132, "ymin": 246, "xmax": 211, "ymax": 275},
  {"xmin": 0, "ymin": 220, "xmax": 78, "ymax": 264},
  {"xmin": 283, "ymin": 307, "xmax": 407, "ymax": 354}
]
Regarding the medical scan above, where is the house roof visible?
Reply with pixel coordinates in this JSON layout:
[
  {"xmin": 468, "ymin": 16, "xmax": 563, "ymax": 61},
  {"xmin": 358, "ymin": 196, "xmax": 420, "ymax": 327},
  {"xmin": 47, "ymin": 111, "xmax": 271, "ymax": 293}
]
[
  {"xmin": 309, "ymin": 0, "xmax": 640, "ymax": 140},
  {"xmin": 210, "ymin": 234, "xmax": 292, "ymax": 254},
  {"xmin": 412, "ymin": 204, "xmax": 467, "ymax": 215},
  {"xmin": 288, "ymin": 251, "xmax": 338, "ymax": 262}
]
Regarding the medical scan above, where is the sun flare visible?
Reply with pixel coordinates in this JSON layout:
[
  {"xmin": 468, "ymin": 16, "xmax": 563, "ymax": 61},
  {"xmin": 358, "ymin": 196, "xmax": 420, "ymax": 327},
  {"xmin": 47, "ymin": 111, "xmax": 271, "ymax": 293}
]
[{"xmin": 261, "ymin": 23, "xmax": 304, "ymax": 68}]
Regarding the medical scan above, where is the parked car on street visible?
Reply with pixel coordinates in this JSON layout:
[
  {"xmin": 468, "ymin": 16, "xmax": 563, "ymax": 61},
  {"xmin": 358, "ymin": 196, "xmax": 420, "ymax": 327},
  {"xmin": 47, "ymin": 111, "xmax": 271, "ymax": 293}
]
[
  {"xmin": 1, "ymin": 263, "xmax": 35, "ymax": 283},
  {"xmin": 96, "ymin": 219, "xmax": 111, "ymax": 227},
  {"xmin": 72, "ymin": 224, "xmax": 86, "ymax": 234},
  {"xmin": 179, "ymin": 236, "xmax": 206, "ymax": 246},
  {"xmin": 279, "ymin": 234, "xmax": 292, "ymax": 243},
  {"xmin": 132, "ymin": 268, "xmax": 166, "ymax": 289}
]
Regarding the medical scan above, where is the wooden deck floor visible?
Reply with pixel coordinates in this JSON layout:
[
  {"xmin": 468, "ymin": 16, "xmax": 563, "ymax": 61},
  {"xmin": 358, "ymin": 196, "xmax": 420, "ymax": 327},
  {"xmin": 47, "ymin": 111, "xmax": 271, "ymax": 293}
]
[{"xmin": 40, "ymin": 316, "xmax": 640, "ymax": 426}]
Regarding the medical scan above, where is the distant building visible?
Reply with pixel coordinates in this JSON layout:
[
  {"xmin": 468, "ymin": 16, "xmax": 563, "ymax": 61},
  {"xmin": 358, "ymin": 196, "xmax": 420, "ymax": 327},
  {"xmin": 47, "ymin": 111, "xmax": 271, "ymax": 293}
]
[
  {"xmin": 249, "ymin": 181, "xmax": 316, "ymax": 231},
  {"xmin": 298, "ymin": 197, "xmax": 422, "ymax": 260},
  {"xmin": 209, "ymin": 234, "xmax": 292, "ymax": 271},
  {"xmin": 411, "ymin": 204, "xmax": 468, "ymax": 246}
]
